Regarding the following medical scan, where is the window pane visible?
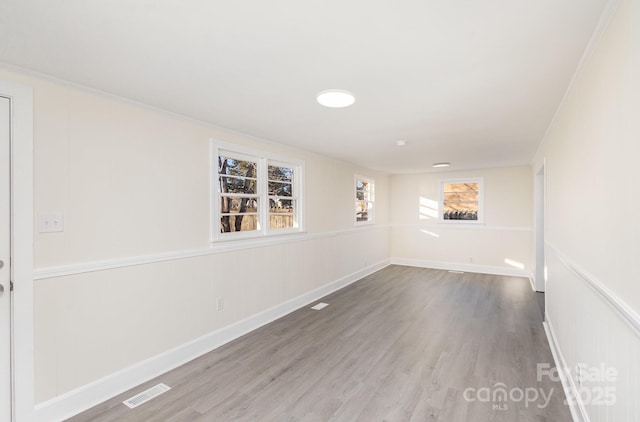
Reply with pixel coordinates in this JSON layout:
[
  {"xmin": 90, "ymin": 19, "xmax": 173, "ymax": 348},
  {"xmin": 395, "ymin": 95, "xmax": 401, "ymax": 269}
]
[
  {"xmin": 443, "ymin": 209, "xmax": 478, "ymax": 220},
  {"xmin": 268, "ymin": 181, "xmax": 292, "ymax": 197},
  {"xmin": 444, "ymin": 191, "xmax": 478, "ymax": 202},
  {"xmin": 356, "ymin": 180, "xmax": 368, "ymax": 191},
  {"xmin": 443, "ymin": 202, "xmax": 478, "ymax": 212},
  {"xmin": 220, "ymin": 214, "xmax": 259, "ymax": 233},
  {"xmin": 220, "ymin": 196, "xmax": 259, "ymax": 214},
  {"xmin": 268, "ymin": 165, "xmax": 293, "ymax": 182},
  {"xmin": 269, "ymin": 198, "xmax": 295, "ymax": 213},
  {"xmin": 218, "ymin": 156, "xmax": 257, "ymax": 178},
  {"xmin": 356, "ymin": 201, "xmax": 373, "ymax": 222},
  {"xmin": 443, "ymin": 197, "xmax": 478, "ymax": 220},
  {"xmin": 219, "ymin": 176, "xmax": 257, "ymax": 194},
  {"xmin": 269, "ymin": 198, "xmax": 295, "ymax": 230},
  {"xmin": 270, "ymin": 214, "xmax": 295, "ymax": 229},
  {"xmin": 356, "ymin": 191, "xmax": 372, "ymax": 201},
  {"xmin": 444, "ymin": 183, "xmax": 478, "ymax": 193},
  {"xmin": 356, "ymin": 179, "xmax": 373, "ymax": 200},
  {"xmin": 219, "ymin": 194, "xmax": 259, "ymax": 232}
]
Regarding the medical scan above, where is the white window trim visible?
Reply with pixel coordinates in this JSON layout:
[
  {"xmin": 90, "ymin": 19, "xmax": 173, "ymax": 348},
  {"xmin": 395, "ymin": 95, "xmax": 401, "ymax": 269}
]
[
  {"xmin": 211, "ymin": 140, "xmax": 305, "ymax": 242},
  {"xmin": 355, "ymin": 174, "xmax": 375, "ymax": 226},
  {"xmin": 439, "ymin": 177, "xmax": 485, "ymax": 224}
]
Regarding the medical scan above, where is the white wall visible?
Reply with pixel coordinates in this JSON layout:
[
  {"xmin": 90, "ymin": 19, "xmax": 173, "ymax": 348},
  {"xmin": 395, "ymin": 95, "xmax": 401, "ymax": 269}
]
[
  {"xmin": 389, "ymin": 166, "xmax": 532, "ymax": 277},
  {"xmin": 0, "ymin": 68, "xmax": 390, "ymax": 419},
  {"xmin": 532, "ymin": 0, "xmax": 640, "ymax": 420}
]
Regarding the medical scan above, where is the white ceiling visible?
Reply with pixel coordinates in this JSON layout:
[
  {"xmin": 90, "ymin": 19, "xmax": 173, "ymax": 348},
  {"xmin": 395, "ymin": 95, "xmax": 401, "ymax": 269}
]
[{"xmin": 0, "ymin": 0, "xmax": 609, "ymax": 173}]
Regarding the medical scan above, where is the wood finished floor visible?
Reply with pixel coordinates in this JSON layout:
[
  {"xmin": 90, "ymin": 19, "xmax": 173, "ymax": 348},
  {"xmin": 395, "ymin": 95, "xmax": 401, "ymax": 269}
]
[{"xmin": 68, "ymin": 266, "xmax": 571, "ymax": 422}]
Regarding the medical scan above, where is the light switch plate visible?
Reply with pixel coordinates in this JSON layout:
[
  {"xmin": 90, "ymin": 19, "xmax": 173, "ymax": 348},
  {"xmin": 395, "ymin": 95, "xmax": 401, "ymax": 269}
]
[{"xmin": 38, "ymin": 213, "xmax": 64, "ymax": 233}]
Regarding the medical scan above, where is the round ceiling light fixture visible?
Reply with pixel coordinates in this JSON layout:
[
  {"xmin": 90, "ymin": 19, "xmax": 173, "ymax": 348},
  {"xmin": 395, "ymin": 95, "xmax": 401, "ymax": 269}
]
[
  {"xmin": 395, "ymin": 139, "xmax": 407, "ymax": 147},
  {"xmin": 317, "ymin": 89, "xmax": 355, "ymax": 108},
  {"xmin": 432, "ymin": 162, "xmax": 451, "ymax": 168}
]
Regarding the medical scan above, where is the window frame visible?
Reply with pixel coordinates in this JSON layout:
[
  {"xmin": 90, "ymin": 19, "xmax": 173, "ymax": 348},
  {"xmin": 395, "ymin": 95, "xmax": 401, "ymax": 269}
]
[
  {"xmin": 355, "ymin": 175, "xmax": 375, "ymax": 226},
  {"xmin": 439, "ymin": 177, "xmax": 484, "ymax": 224},
  {"xmin": 211, "ymin": 141, "xmax": 304, "ymax": 242}
]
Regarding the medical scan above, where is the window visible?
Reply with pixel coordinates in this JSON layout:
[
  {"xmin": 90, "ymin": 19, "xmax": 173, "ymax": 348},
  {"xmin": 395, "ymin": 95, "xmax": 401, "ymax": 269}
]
[
  {"xmin": 213, "ymin": 142, "xmax": 303, "ymax": 240},
  {"xmin": 440, "ymin": 178, "xmax": 484, "ymax": 223},
  {"xmin": 268, "ymin": 161, "xmax": 297, "ymax": 231},
  {"xmin": 355, "ymin": 176, "xmax": 375, "ymax": 225}
]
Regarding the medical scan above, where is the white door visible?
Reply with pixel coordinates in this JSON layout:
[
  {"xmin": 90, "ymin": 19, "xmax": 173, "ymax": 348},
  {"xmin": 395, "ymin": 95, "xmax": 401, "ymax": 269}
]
[{"xmin": 0, "ymin": 95, "xmax": 12, "ymax": 421}]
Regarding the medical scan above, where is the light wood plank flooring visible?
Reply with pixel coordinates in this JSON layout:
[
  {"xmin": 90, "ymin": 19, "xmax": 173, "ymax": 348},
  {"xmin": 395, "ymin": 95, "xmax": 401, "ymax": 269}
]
[{"xmin": 68, "ymin": 265, "xmax": 571, "ymax": 421}]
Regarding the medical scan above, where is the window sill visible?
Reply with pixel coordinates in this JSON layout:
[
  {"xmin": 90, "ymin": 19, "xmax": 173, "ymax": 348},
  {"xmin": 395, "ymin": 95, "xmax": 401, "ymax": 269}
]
[
  {"xmin": 438, "ymin": 220, "xmax": 485, "ymax": 225},
  {"xmin": 211, "ymin": 230, "xmax": 315, "ymax": 252}
]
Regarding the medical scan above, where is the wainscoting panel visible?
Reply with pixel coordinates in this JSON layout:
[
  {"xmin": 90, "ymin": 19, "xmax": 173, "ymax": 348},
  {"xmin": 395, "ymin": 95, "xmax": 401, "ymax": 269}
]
[
  {"xmin": 34, "ymin": 227, "xmax": 390, "ymax": 422},
  {"xmin": 544, "ymin": 244, "xmax": 640, "ymax": 422}
]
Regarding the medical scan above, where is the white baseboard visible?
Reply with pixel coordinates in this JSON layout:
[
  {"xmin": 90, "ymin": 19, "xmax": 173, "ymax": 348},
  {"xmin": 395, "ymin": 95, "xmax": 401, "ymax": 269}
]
[
  {"xmin": 34, "ymin": 259, "xmax": 391, "ymax": 422},
  {"xmin": 543, "ymin": 319, "xmax": 589, "ymax": 422},
  {"xmin": 390, "ymin": 257, "xmax": 529, "ymax": 278},
  {"xmin": 528, "ymin": 272, "xmax": 536, "ymax": 291}
]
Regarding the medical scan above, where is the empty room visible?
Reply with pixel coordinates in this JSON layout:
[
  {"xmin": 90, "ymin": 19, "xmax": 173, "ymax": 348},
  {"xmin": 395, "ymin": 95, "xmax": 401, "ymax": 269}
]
[{"xmin": 1, "ymin": 0, "xmax": 638, "ymax": 421}]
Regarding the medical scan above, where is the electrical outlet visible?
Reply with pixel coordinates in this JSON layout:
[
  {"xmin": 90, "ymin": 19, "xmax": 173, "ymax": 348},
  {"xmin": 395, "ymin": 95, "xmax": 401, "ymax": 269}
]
[
  {"xmin": 469, "ymin": 257, "xmax": 473, "ymax": 264},
  {"xmin": 216, "ymin": 297, "xmax": 224, "ymax": 312}
]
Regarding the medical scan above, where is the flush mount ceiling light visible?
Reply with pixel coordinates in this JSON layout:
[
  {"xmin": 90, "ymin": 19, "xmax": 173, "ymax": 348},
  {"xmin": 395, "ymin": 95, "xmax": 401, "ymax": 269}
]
[
  {"xmin": 395, "ymin": 140, "xmax": 407, "ymax": 147},
  {"xmin": 432, "ymin": 162, "xmax": 451, "ymax": 168},
  {"xmin": 317, "ymin": 90, "xmax": 355, "ymax": 108}
]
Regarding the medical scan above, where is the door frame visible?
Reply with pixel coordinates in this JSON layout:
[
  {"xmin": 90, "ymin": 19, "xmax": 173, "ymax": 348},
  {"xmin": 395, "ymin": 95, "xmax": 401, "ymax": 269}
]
[
  {"xmin": 534, "ymin": 160, "xmax": 546, "ymax": 293},
  {"xmin": 0, "ymin": 79, "xmax": 34, "ymax": 422}
]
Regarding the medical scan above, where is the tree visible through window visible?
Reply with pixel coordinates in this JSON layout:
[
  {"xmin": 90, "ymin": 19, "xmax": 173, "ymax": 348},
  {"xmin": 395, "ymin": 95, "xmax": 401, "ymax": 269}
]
[
  {"xmin": 214, "ymin": 144, "xmax": 303, "ymax": 240},
  {"xmin": 218, "ymin": 154, "xmax": 259, "ymax": 233}
]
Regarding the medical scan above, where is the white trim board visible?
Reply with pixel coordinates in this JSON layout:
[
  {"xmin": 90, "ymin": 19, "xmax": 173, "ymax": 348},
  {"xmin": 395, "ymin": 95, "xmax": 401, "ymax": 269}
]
[
  {"xmin": 390, "ymin": 258, "xmax": 530, "ymax": 278},
  {"xmin": 34, "ymin": 225, "xmax": 390, "ymax": 281},
  {"xmin": 528, "ymin": 272, "xmax": 536, "ymax": 292},
  {"xmin": 0, "ymin": 62, "xmax": 379, "ymax": 175},
  {"xmin": 547, "ymin": 242, "xmax": 640, "ymax": 339},
  {"xmin": 543, "ymin": 319, "xmax": 588, "ymax": 422},
  {"xmin": 34, "ymin": 259, "xmax": 391, "ymax": 422},
  {"xmin": 540, "ymin": 0, "xmax": 621, "ymax": 142},
  {"xmin": 390, "ymin": 223, "xmax": 531, "ymax": 232}
]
